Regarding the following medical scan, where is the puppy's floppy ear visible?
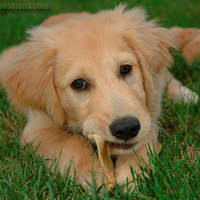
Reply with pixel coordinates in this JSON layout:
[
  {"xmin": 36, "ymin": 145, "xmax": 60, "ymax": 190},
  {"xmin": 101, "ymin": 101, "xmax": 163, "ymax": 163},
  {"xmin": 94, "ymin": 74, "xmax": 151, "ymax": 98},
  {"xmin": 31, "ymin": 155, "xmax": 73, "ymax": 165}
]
[
  {"xmin": 119, "ymin": 6, "xmax": 176, "ymax": 102},
  {"xmin": 124, "ymin": 27, "xmax": 175, "ymax": 75},
  {"xmin": 4, "ymin": 27, "xmax": 65, "ymax": 127},
  {"xmin": 121, "ymin": 6, "xmax": 176, "ymax": 74}
]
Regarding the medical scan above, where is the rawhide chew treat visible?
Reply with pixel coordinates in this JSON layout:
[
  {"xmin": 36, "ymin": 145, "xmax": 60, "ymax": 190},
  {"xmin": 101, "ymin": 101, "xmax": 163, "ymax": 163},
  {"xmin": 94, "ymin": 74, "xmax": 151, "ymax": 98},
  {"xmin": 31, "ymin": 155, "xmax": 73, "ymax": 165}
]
[
  {"xmin": 88, "ymin": 133, "xmax": 115, "ymax": 191},
  {"xmin": 156, "ymin": 143, "xmax": 162, "ymax": 155}
]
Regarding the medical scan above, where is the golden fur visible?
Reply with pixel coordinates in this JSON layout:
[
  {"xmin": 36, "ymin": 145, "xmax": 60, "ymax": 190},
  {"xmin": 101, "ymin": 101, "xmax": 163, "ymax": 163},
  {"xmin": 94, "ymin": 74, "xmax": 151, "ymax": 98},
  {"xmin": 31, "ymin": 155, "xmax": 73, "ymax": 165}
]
[
  {"xmin": 170, "ymin": 27, "xmax": 200, "ymax": 64},
  {"xmin": 0, "ymin": 5, "xmax": 199, "ymax": 191}
]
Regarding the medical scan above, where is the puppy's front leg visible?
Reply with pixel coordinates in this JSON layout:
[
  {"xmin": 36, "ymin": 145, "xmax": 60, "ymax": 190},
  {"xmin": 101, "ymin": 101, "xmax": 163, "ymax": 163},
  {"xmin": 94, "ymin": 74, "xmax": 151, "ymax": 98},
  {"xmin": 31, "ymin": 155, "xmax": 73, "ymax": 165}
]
[
  {"xmin": 165, "ymin": 68, "xmax": 199, "ymax": 103},
  {"xmin": 21, "ymin": 108, "xmax": 105, "ymax": 189},
  {"xmin": 115, "ymin": 131, "xmax": 158, "ymax": 192}
]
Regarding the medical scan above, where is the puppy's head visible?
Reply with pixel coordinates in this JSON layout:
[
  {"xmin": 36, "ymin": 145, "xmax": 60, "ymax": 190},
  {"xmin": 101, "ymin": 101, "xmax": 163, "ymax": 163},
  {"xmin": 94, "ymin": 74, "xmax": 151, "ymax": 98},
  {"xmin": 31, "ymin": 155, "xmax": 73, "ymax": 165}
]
[{"xmin": 6, "ymin": 5, "xmax": 175, "ymax": 154}]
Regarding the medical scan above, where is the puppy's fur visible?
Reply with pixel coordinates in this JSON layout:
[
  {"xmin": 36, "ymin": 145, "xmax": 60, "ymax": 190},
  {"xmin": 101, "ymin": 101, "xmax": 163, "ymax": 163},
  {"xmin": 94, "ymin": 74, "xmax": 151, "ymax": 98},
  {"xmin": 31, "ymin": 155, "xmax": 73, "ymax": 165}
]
[
  {"xmin": 170, "ymin": 27, "xmax": 200, "ymax": 65},
  {"xmin": 0, "ymin": 5, "xmax": 199, "ymax": 190}
]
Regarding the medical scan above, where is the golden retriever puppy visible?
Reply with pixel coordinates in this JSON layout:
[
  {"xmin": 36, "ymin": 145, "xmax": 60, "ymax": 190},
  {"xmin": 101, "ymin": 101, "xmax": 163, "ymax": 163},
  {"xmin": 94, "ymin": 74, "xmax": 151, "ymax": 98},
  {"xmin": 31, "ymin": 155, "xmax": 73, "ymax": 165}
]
[{"xmin": 0, "ymin": 5, "xmax": 199, "ymax": 191}]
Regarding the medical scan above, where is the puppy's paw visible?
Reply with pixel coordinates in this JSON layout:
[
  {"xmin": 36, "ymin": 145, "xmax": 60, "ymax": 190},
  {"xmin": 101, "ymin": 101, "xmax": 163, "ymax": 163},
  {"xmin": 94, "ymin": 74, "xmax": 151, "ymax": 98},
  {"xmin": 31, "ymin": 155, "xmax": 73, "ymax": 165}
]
[
  {"xmin": 177, "ymin": 86, "xmax": 199, "ymax": 104},
  {"xmin": 115, "ymin": 157, "xmax": 142, "ymax": 193},
  {"xmin": 168, "ymin": 84, "xmax": 199, "ymax": 104},
  {"xmin": 76, "ymin": 159, "xmax": 107, "ymax": 190},
  {"xmin": 115, "ymin": 165, "xmax": 140, "ymax": 193}
]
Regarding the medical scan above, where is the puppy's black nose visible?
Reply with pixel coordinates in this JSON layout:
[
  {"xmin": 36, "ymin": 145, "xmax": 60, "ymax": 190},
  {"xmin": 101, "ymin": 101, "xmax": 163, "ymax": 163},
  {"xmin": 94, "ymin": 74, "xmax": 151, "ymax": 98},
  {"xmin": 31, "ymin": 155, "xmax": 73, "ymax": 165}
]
[{"xmin": 110, "ymin": 116, "xmax": 141, "ymax": 141}]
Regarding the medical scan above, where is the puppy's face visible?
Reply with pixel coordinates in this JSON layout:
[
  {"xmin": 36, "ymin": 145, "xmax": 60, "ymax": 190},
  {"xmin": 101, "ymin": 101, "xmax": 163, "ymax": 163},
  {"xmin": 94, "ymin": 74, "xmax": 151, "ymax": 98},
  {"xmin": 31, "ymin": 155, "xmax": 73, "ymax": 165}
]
[
  {"xmin": 6, "ymin": 6, "xmax": 174, "ymax": 155},
  {"xmin": 54, "ymin": 27, "xmax": 151, "ymax": 154}
]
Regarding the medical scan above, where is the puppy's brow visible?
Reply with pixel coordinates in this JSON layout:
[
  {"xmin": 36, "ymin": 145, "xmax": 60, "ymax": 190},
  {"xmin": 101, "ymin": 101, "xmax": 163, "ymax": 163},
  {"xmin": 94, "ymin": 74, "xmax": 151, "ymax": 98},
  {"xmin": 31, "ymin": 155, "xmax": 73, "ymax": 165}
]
[{"xmin": 84, "ymin": 76, "xmax": 96, "ymax": 88}]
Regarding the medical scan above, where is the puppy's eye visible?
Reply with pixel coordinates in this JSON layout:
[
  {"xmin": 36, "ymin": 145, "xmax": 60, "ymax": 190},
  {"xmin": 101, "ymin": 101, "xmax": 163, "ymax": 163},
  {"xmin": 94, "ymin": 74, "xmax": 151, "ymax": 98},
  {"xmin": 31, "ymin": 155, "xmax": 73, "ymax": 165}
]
[
  {"xmin": 71, "ymin": 79, "xmax": 87, "ymax": 91},
  {"xmin": 120, "ymin": 65, "xmax": 132, "ymax": 76}
]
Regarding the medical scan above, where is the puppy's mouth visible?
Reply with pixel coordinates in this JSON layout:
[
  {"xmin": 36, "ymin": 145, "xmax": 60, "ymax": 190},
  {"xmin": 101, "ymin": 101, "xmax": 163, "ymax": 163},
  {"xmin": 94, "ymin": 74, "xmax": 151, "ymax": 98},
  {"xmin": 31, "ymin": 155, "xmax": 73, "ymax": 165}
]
[{"xmin": 107, "ymin": 141, "xmax": 136, "ymax": 150}]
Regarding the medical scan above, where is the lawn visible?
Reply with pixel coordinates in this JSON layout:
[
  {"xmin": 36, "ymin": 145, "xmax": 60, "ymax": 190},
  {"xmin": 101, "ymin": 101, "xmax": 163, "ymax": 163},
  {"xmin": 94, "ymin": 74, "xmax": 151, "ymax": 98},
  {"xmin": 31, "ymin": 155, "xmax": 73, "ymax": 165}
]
[{"xmin": 0, "ymin": 0, "xmax": 200, "ymax": 199}]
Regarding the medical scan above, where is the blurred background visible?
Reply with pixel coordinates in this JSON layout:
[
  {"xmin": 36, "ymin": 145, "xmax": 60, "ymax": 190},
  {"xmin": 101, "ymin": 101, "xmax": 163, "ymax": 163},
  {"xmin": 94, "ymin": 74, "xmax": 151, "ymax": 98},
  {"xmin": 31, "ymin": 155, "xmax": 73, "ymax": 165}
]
[{"xmin": 0, "ymin": 0, "xmax": 200, "ymax": 49}]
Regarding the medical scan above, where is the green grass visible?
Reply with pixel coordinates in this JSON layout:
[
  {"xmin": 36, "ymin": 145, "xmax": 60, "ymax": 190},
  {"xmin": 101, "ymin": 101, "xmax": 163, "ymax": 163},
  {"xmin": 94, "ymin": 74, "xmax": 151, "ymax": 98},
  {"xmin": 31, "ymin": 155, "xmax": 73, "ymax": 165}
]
[{"xmin": 0, "ymin": 0, "xmax": 200, "ymax": 199}]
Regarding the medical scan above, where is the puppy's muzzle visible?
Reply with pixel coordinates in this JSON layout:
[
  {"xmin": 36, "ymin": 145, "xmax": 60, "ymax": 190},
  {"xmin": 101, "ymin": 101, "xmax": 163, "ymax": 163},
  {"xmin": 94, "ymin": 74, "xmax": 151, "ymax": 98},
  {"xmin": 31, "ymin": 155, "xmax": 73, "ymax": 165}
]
[{"xmin": 110, "ymin": 116, "xmax": 141, "ymax": 142}]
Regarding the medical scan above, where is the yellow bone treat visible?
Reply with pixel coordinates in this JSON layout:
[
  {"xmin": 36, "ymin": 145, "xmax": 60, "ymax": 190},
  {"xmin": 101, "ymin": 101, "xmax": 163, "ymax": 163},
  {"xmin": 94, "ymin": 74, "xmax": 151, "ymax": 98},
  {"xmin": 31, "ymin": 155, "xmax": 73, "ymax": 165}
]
[
  {"xmin": 89, "ymin": 133, "xmax": 115, "ymax": 191},
  {"xmin": 156, "ymin": 143, "xmax": 162, "ymax": 155}
]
